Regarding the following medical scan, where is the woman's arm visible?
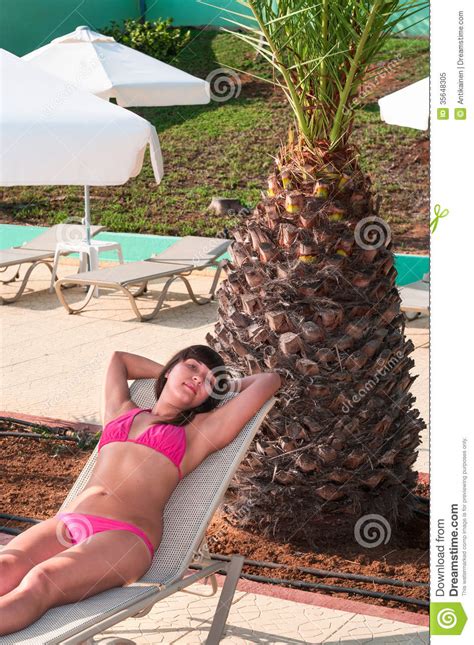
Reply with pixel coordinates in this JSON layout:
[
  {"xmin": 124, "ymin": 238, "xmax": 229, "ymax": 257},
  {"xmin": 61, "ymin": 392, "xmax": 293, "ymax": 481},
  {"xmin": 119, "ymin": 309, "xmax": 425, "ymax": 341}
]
[
  {"xmin": 196, "ymin": 371, "xmax": 281, "ymax": 454},
  {"xmin": 101, "ymin": 352, "xmax": 165, "ymax": 424},
  {"xmin": 115, "ymin": 351, "xmax": 166, "ymax": 380},
  {"xmin": 228, "ymin": 373, "xmax": 276, "ymax": 393}
]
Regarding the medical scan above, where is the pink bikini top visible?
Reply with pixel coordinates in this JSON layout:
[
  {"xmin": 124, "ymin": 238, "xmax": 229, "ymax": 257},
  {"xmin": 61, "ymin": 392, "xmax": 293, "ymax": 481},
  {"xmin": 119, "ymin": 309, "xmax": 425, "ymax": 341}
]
[{"xmin": 98, "ymin": 408, "xmax": 186, "ymax": 480}]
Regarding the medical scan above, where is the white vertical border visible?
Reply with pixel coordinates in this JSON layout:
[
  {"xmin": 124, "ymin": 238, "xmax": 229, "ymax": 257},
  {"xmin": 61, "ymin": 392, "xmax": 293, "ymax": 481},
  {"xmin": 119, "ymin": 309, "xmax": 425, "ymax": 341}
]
[{"xmin": 431, "ymin": 0, "xmax": 473, "ymax": 640}]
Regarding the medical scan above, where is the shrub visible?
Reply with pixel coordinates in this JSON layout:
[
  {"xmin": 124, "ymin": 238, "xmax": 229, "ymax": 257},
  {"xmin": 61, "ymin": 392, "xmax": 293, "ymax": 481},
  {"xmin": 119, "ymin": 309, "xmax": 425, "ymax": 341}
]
[{"xmin": 102, "ymin": 17, "xmax": 191, "ymax": 61}]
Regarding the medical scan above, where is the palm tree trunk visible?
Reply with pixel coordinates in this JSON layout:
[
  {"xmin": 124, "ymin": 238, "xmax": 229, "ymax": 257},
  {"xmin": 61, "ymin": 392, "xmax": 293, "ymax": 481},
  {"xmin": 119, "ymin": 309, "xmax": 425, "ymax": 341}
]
[{"xmin": 206, "ymin": 142, "xmax": 425, "ymax": 542}]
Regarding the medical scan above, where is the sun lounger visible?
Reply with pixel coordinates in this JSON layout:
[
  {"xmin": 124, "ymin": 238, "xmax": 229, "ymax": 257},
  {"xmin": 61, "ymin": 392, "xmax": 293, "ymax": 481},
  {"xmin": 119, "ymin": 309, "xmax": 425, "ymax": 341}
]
[
  {"xmin": 0, "ymin": 224, "xmax": 106, "ymax": 304},
  {"xmin": 399, "ymin": 271, "xmax": 429, "ymax": 318},
  {"xmin": 0, "ymin": 380, "xmax": 276, "ymax": 644},
  {"xmin": 55, "ymin": 236, "xmax": 231, "ymax": 321}
]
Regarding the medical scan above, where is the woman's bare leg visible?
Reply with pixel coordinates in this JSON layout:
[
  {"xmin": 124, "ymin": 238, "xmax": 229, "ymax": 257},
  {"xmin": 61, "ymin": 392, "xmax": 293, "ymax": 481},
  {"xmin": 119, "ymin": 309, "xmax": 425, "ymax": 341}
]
[
  {"xmin": 0, "ymin": 517, "xmax": 71, "ymax": 595},
  {"xmin": 0, "ymin": 529, "xmax": 151, "ymax": 636}
]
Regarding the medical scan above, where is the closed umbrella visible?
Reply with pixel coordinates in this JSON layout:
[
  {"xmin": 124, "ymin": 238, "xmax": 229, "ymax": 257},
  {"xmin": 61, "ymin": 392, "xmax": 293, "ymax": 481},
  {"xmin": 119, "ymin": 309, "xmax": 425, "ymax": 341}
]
[
  {"xmin": 378, "ymin": 76, "xmax": 429, "ymax": 131},
  {"xmin": 23, "ymin": 25, "xmax": 210, "ymax": 107},
  {"xmin": 0, "ymin": 49, "xmax": 163, "ymax": 245}
]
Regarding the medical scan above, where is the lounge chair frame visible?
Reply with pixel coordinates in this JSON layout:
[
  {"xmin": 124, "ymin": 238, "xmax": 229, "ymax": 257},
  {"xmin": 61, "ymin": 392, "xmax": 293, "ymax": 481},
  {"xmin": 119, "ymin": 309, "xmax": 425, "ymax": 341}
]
[
  {"xmin": 61, "ymin": 554, "xmax": 245, "ymax": 645},
  {"xmin": 399, "ymin": 272, "xmax": 429, "ymax": 319},
  {"xmin": 0, "ymin": 253, "xmax": 54, "ymax": 304},
  {"xmin": 55, "ymin": 258, "xmax": 227, "ymax": 322},
  {"xmin": 0, "ymin": 225, "xmax": 106, "ymax": 305},
  {"xmin": 55, "ymin": 236, "xmax": 231, "ymax": 321}
]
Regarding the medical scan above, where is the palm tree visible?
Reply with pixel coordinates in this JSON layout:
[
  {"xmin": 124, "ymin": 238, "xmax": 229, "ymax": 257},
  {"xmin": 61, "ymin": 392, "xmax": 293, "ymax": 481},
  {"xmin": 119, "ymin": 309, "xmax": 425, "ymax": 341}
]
[{"xmin": 205, "ymin": 0, "xmax": 428, "ymax": 543}]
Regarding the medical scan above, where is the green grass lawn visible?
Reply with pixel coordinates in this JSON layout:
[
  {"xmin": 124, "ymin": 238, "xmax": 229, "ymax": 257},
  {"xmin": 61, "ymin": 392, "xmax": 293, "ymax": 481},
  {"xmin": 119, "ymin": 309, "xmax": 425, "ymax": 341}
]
[{"xmin": 0, "ymin": 30, "xmax": 429, "ymax": 250}]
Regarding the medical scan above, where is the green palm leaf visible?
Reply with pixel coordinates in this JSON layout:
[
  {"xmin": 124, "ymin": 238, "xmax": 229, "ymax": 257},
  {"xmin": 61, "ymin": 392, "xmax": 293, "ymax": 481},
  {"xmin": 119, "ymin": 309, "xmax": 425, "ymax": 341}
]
[{"xmin": 200, "ymin": 0, "xmax": 428, "ymax": 150}]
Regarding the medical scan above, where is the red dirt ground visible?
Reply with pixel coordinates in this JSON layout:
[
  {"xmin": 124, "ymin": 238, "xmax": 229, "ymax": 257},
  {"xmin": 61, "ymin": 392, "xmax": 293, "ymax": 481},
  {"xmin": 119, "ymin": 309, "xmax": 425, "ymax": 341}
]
[{"xmin": 0, "ymin": 421, "xmax": 429, "ymax": 614}]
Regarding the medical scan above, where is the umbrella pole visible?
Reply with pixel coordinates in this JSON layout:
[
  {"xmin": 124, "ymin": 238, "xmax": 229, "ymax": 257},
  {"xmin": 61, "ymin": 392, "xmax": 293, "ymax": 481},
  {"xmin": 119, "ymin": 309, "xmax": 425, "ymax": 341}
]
[{"xmin": 83, "ymin": 185, "xmax": 92, "ymax": 246}]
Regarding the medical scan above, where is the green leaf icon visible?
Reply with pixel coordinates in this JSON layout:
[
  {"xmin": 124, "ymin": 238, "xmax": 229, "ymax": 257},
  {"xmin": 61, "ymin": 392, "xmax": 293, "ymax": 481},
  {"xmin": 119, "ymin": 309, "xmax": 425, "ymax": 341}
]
[{"xmin": 430, "ymin": 603, "xmax": 468, "ymax": 636}]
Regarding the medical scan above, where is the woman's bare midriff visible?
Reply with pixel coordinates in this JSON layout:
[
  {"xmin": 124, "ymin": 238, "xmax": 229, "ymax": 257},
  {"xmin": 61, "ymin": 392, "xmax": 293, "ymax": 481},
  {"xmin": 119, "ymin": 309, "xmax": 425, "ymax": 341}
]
[{"xmin": 61, "ymin": 426, "xmax": 195, "ymax": 549}]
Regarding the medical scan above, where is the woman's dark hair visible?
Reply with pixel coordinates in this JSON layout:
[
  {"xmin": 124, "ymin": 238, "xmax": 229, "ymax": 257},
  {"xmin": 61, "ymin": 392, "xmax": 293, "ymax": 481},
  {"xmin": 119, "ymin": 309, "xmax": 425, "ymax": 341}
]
[{"xmin": 153, "ymin": 344, "xmax": 230, "ymax": 426}]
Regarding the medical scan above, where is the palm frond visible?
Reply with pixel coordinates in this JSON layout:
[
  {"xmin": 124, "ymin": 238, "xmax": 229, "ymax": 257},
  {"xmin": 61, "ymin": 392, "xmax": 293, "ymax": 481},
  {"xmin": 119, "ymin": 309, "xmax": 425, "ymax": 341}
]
[{"xmin": 214, "ymin": 0, "xmax": 429, "ymax": 150}]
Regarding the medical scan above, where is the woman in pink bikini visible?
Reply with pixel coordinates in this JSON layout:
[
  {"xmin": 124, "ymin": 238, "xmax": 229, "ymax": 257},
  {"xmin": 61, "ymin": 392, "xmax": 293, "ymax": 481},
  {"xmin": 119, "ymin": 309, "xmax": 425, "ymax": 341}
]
[{"xmin": 0, "ymin": 344, "xmax": 281, "ymax": 635}]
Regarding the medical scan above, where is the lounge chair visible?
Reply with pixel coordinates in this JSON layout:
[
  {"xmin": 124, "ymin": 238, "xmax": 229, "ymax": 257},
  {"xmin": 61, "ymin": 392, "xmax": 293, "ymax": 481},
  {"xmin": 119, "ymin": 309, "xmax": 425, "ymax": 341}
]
[
  {"xmin": 0, "ymin": 380, "xmax": 277, "ymax": 644},
  {"xmin": 0, "ymin": 224, "xmax": 106, "ymax": 304},
  {"xmin": 55, "ymin": 236, "xmax": 231, "ymax": 321},
  {"xmin": 399, "ymin": 272, "xmax": 429, "ymax": 319}
]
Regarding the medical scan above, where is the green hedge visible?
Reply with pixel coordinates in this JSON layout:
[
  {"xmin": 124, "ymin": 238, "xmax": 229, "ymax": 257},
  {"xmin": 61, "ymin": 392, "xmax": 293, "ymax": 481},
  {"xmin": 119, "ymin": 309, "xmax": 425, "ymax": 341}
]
[{"xmin": 102, "ymin": 17, "xmax": 191, "ymax": 61}]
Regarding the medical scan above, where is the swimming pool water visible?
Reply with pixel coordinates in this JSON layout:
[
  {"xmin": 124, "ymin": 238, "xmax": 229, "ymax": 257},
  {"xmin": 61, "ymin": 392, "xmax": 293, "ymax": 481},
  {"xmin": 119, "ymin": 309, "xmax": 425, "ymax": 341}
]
[{"xmin": 0, "ymin": 224, "xmax": 429, "ymax": 286}]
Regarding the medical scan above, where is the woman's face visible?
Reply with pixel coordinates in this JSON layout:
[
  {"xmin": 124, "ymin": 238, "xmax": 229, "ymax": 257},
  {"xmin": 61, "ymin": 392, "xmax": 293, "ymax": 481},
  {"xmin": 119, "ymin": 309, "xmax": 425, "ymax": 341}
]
[{"xmin": 166, "ymin": 358, "xmax": 217, "ymax": 408}]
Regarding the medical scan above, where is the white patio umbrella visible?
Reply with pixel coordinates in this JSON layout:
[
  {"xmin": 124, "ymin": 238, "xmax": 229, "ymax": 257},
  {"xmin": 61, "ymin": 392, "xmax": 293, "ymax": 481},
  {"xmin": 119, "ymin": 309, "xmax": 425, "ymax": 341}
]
[
  {"xmin": 378, "ymin": 77, "xmax": 429, "ymax": 131},
  {"xmin": 23, "ymin": 25, "xmax": 210, "ymax": 107},
  {"xmin": 0, "ymin": 49, "xmax": 163, "ymax": 245}
]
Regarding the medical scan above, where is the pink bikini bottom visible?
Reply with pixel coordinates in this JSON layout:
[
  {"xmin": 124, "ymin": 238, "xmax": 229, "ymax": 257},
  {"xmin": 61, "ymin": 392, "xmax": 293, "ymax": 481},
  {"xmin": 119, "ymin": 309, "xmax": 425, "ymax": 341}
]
[{"xmin": 56, "ymin": 512, "xmax": 155, "ymax": 561}]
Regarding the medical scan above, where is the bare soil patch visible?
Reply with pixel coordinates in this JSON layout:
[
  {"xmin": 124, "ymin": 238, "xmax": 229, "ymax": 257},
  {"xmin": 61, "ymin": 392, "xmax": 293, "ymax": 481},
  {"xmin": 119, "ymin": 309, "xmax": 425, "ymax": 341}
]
[{"xmin": 1, "ymin": 421, "xmax": 428, "ymax": 613}]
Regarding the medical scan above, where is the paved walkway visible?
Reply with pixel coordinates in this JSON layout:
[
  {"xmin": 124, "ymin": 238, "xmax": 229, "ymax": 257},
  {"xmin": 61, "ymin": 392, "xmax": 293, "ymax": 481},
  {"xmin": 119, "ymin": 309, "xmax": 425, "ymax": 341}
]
[
  {"xmin": 0, "ymin": 529, "xmax": 429, "ymax": 643},
  {"xmin": 97, "ymin": 584, "xmax": 428, "ymax": 644},
  {"xmin": 0, "ymin": 259, "xmax": 429, "ymax": 643}
]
